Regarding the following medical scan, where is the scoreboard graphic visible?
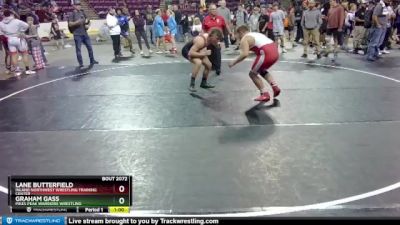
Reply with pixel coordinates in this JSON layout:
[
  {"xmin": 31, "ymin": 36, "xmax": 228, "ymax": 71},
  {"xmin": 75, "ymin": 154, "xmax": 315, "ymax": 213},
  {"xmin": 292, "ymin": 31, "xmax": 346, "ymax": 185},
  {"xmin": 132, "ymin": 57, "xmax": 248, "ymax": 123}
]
[{"xmin": 8, "ymin": 176, "xmax": 132, "ymax": 213}]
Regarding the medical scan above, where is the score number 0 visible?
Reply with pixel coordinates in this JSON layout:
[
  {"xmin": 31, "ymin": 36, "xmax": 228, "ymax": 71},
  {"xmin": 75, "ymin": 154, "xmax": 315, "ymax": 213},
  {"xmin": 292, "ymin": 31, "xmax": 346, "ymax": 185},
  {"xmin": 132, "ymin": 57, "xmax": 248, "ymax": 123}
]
[{"xmin": 118, "ymin": 185, "xmax": 126, "ymax": 205}]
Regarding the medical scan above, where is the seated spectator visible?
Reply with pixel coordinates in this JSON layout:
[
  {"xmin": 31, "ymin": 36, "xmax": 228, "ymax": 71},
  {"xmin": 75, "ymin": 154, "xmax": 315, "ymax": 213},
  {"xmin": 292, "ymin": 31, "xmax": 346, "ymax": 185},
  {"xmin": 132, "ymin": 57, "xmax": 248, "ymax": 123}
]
[{"xmin": 35, "ymin": 5, "xmax": 51, "ymax": 23}]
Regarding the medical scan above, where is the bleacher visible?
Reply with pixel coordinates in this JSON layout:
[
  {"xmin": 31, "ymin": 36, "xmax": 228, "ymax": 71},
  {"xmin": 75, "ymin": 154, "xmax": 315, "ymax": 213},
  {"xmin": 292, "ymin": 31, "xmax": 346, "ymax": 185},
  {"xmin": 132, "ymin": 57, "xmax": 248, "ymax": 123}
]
[
  {"xmin": 89, "ymin": 0, "xmax": 126, "ymax": 14},
  {"xmin": 125, "ymin": 0, "xmax": 160, "ymax": 14},
  {"xmin": 50, "ymin": 0, "xmax": 245, "ymax": 19}
]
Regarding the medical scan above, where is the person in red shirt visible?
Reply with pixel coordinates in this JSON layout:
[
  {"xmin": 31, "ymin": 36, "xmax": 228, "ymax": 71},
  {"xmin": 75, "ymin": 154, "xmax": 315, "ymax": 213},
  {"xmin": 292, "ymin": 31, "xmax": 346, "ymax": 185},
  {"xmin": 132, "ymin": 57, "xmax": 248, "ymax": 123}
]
[{"xmin": 202, "ymin": 3, "xmax": 231, "ymax": 75}]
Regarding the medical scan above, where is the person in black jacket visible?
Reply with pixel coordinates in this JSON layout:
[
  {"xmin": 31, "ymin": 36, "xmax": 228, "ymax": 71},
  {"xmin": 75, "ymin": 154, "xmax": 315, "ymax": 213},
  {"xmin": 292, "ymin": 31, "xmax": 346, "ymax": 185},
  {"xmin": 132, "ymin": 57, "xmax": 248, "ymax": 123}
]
[
  {"xmin": 294, "ymin": 0, "xmax": 304, "ymax": 43},
  {"xmin": 133, "ymin": 10, "xmax": 152, "ymax": 55}
]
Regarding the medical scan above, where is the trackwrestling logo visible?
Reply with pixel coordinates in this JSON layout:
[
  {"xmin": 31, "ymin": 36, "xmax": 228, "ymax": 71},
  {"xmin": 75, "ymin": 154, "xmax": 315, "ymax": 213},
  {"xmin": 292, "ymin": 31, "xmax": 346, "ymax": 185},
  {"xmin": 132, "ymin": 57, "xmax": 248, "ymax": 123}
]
[{"xmin": 2, "ymin": 217, "xmax": 65, "ymax": 225}]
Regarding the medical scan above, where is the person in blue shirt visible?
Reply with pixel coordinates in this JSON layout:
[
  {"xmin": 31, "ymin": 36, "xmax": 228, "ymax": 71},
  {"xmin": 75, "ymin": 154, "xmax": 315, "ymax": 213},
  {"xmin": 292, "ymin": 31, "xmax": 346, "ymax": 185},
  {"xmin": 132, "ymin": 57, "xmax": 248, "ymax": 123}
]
[
  {"xmin": 153, "ymin": 9, "xmax": 166, "ymax": 53},
  {"xmin": 116, "ymin": 8, "xmax": 135, "ymax": 54},
  {"xmin": 166, "ymin": 9, "xmax": 177, "ymax": 53}
]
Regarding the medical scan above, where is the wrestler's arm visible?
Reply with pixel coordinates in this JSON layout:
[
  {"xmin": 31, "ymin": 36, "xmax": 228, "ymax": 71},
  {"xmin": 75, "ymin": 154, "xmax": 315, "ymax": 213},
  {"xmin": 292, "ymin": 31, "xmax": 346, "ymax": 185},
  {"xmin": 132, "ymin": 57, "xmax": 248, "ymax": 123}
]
[
  {"xmin": 229, "ymin": 36, "xmax": 249, "ymax": 67},
  {"xmin": 189, "ymin": 38, "xmax": 210, "ymax": 58}
]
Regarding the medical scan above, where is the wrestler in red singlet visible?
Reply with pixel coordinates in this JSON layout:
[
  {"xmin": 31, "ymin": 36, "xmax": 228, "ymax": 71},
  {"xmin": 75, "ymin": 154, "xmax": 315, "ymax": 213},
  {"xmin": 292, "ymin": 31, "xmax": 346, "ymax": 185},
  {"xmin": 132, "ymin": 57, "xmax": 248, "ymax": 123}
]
[{"xmin": 229, "ymin": 25, "xmax": 281, "ymax": 102}]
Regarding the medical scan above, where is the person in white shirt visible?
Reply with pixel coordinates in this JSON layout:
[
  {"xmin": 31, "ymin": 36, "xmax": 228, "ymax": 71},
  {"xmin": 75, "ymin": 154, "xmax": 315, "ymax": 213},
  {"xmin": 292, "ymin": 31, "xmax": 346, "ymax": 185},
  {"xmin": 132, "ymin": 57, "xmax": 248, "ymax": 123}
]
[
  {"xmin": 106, "ymin": 7, "xmax": 122, "ymax": 59},
  {"xmin": 0, "ymin": 10, "xmax": 36, "ymax": 76},
  {"xmin": 249, "ymin": 7, "xmax": 261, "ymax": 32}
]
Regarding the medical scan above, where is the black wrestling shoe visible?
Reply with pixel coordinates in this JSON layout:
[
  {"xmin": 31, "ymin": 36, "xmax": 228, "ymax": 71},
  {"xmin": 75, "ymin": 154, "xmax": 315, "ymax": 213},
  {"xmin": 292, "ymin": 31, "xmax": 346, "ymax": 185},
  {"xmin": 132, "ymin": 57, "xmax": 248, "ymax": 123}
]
[{"xmin": 200, "ymin": 82, "xmax": 215, "ymax": 89}]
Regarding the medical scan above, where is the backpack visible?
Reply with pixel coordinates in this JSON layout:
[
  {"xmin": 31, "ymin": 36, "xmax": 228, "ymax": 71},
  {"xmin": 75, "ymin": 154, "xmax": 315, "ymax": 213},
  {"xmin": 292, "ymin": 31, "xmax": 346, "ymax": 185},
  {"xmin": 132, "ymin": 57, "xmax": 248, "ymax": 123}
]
[{"xmin": 364, "ymin": 6, "xmax": 375, "ymax": 29}]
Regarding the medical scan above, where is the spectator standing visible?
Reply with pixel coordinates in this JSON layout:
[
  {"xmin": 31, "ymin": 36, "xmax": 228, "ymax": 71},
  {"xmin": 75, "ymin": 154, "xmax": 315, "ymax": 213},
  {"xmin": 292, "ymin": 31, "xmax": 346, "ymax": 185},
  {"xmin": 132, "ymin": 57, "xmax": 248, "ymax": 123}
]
[
  {"xmin": 320, "ymin": 2, "xmax": 330, "ymax": 48},
  {"xmin": 173, "ymin": 5, "xmax": 183, "ymax": 42},
  {"xmin": 0, "ymin": 10, "xmax": 35, "ymax": 76},
  {"xmin": 116, "ymin": 8, "xmax": 135, "ymax": 54},
  {"xmin": 203, "ymin": 3, "xmax": 231, "ymax": 75},
  {"xmin": 166, "ymin": 9, "xmax": 178, "ymax": 53},
  {"xmin": 153, "ymin": 9, "xmax": 166, "ymax": 54},
  {"xmin": 197, "ymin": 8, "xmax": 206, "ymax": 23},
  {"xmin": 26, "ymin": 16, "xmax": 45, "ymax": 70},
  {"xmin": 343, "ymin": 3, "xmax": 356, "ymax": 51},
  {"xmin": 191, "ymin": 17, "xmax": 202, "ymax": 36},
  {"xmin": 325, "ymin": 0, "xmax": 345, "ymax": 62},
  {"xmin": 258, "ymin": 6, "xmax": 269, "ymax": 34},
  {"xmin": 379, "ymin": 0, "xmax": 395, "ymax": 53},
  {"xmin": 352, "ymin": 0, "xmax": 367, "ymax": 54},
  {"xmin": 301, "ymin": 0, "xmax": 322, "ymax": 58},
  {"xmin": 133, "ymin": 9, "xmax": 152, "ymax": 55},
  {"xmin": 249, "ymin": 7, "xmax": 261, "ymax": 32},
  {"xmin": 270, "ymin": 2, "xmax": 287, "ymax": 53},
  {"xmin": 68, "ymin": 2, "xmax": 98, "ymax": 67},
  {"xmin": 395, "ymin": 4, "xmax": 400, "ymax": 43},
  {"xmin": 145, "ymin": 5, "xmax": 155, "ymax": 45},
  {"xmin": 217, "ymin": 0, "xmax": 231, "ymax": 49},
  {"xmin": 366, "ymin": 0, "xmax": 388, "ymax": 61},
  {"xmin": 261, "ymin": 5, "xmax": 275, "ymax": 40},
  {"xmin": 287, "ymin": 3, "xmax": 296, "ymax": 46},
  {"xmin": 106, "ymin": 8, "xmax": 121, "ymax": 59},
  {"xmin": 235, "ymin": 4, "xmax": 247, "ymax": 27},
  {"xmin": 294, "ymin": 0, "xmax": 304, "ymax": 43},
  {"xmin": 50, "ymin": 17, "xmax": 65, "ymax": 49}
]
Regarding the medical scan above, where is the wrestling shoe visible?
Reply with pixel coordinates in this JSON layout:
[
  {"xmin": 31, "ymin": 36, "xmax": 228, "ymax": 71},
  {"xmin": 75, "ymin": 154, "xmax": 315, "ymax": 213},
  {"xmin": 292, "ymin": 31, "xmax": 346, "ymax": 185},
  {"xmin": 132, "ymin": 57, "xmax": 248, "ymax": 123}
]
[
  {"xmin": 272, "ymin": 86, "xmax": 281, "ymax": 98},
  {"xmin": 200, "ymin": 82, "xmax": 215, "ymax": 89},
  {"xmin": 254, "ymin": 92, "xmax": 270, "ymax": 102}
]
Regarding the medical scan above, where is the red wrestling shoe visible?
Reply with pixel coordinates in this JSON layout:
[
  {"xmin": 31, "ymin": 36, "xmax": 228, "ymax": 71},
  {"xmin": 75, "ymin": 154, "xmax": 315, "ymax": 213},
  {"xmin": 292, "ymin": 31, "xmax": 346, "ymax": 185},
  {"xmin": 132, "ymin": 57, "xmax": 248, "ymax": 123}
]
[
  {"xmin": 254, "ymin": 92, "xmax": 271, "ymax": 102},
  {"xmin": 272, "ymin": 85, "xmax": 281, "ymax": 97}
]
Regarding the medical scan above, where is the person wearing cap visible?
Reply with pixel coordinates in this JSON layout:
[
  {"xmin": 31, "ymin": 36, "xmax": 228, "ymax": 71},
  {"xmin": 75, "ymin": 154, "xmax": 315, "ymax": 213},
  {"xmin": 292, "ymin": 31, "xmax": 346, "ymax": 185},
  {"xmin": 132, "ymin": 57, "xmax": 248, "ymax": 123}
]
[
  {"xmin": 301, "ymin": 0, "xmax": 322, "ymax": 58},
  {"xmin": 352, "ymin": 0, "xmax": 368, "ymax": 54},
  {"xmin": 68, "ymin": 2, "xmax": 98, "ymax": 67}
]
